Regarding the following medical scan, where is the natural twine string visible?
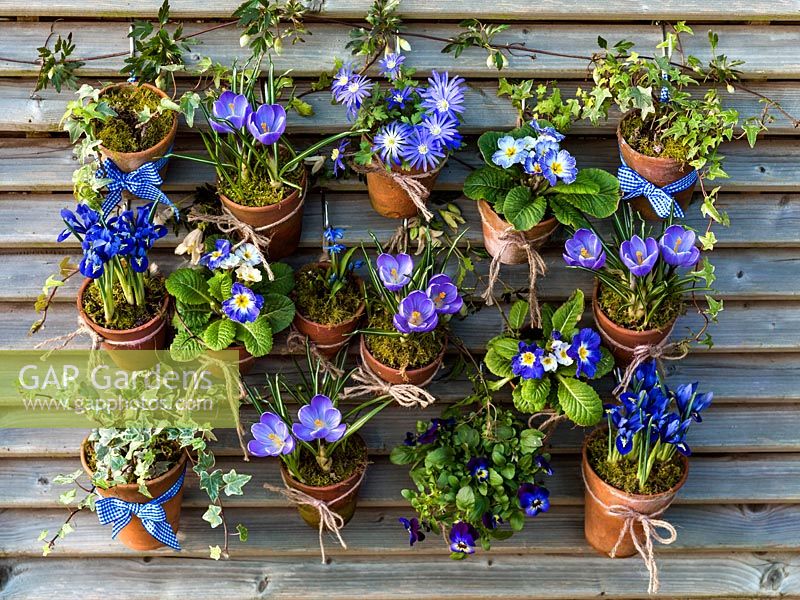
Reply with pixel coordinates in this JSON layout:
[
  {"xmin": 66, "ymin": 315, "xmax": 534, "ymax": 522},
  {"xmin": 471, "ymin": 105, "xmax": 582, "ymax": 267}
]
[
  {"xmin": 481, "ymin": 227, "xmax": 549, "ymax": 327},
  {"xmin": 187, "ymin": 197, "xmax": 305, "ymax": 281},
  {"xmin": 583, "ymin": 471, "xmax": 678, "ymax": 594},
  {"xmin": 527, "ymin": 410, "xmax": 569, "ymax": 443},
  {"xmin": 342, "ymin": 363, "xmax": 437, "ymax": 408},
  {"xmin": 285, "ymin": 327, "xmax": 346, "ymax": 378},
  {"xmin": 264, "ymin": 468, "xmax": 366, "ymax": 564},
  {"xmin": 350, "ymin": 160, "xmax": 442, "ymax": 222},
  {"xmin": 34, "ymin": 315, "xmax": 166, "ymax": 351}
]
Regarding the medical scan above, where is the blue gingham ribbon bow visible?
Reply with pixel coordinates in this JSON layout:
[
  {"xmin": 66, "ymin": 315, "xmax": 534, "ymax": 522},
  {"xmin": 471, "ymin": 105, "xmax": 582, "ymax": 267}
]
[
  {"xmin": 99, "ymin": 154, "xmax": 178, "ymax": 219},
  {"xmin": 617, "ymin": 155, "xmax": 697, "ymax": 219},
  {"xmin": 96, "ymin": 466, "xmax": 185, "ymax": 550}
]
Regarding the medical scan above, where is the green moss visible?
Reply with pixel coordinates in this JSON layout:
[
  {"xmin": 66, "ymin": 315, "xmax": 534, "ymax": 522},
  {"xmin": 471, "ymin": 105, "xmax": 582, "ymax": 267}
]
[
  {"xmin": 620, "ymin": 113, "xmax": 688, "ymax": 162},
  {"xmin": 295, "ymin": 436, "xmax": 367, "ymax": 487},
  {"xmin": 85, "ymin": 436, "xmax": 182, "ymax": 484},
  {"xmin": 364, "ymin": 310, "xmax": 445, "ymax": 370},
  {"xmin": 96, "ymin": 85, "xmax": 173, "ymax": 153},
  {"xmin": 598, "ymin": 283, "xmax": 683, "ymax": 331},
  {"xmin": 218, "ymin": 163, "xmax": 305, "ymax": 207},
  {"xmin": 587, "ymin": 430, "xmax": 683, "ymax": 495},
  {"xmin": 294, "ymin": 264, "xmax": 363, "ymax": 326},
  {"xmin": 82, "ymin": 275, "xmax": 166, "ymax": 330}
]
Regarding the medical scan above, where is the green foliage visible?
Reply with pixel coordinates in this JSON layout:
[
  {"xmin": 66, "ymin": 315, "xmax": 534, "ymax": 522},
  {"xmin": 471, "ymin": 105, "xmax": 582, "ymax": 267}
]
[
  {"xmin": 497, "ymin": 79, "xmax": 581, "ymax": 131},
  {"xmin": 233, "ymin": 0, "xmax": 309, "ymax": 56},
  {"xmin": 346, "ymin": 0, "xmax": 404, "ymax": 57},
  {"xmin": 35, "ymin": 33, "xmax": 83, "ymax": 93},
  {"xmin": 442, "ymin": 20, "xmax": 510, "ymax": 70}
]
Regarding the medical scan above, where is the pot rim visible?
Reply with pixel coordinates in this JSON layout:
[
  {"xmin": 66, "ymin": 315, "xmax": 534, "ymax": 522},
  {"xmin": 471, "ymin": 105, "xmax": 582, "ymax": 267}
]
[
  {"xmin": 279, "ymin": 433, "xmax": 368, "ymax": 493},
  {"xmin": 294, "ymin": 262, "xmax": 366, "ymax": 328},
  {"xmin": 582, "ymin": 426, "xmax": 690, "ymax": 501},
  {"xmin": 97, "ymin": 82, "xmax": 179, "ymax": 159},
  {"xmin": 477, "ymin": 198, "xmax": 558, "ymax": 233},
  {"xmin": 360, "ymin": 332, "xmax": 447, "ymax": 376},
  {"xmin": 592, "ymin": 280, "xmax": 676, "ymax": 337},
  {"xmin": 616, "ymin": 110, "xmax": 687, "ymax": 169},
  {"xmin": 218, "ymin": 168, "xmax": 308, "ymax": 212},
  {"xmin": 77, "ymin": 277, "xmax": 170, "ymax": 337}
]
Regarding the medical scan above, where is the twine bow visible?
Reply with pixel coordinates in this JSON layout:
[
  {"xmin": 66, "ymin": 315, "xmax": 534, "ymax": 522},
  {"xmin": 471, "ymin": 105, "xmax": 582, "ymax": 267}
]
[
  {"xmin": 342, "ymin": 365, "xmax": 436, "ymax": 408},
  {"xmin": 618, "ymin": 155, "xmax": 697, "ymax": 219},
  {"xmin": 96, "ymin": 466, "xmax": 186, "ymax": 550},
  {"xmin": 100, "ymin": 155, "xmax": 177, "ymax": 218},
  {"xmin": 350, "ymin": 161, "xmax": 441, "ymax": 222},
  {"xmin": 285, "ymin": 328, "xmax": 346, "ymax": 378},
  {"xmin": 264, "ymin": 472, "xmax": 365, "ymax": 564},
  {"xmin": 481, "ymin": 227, "xmax": 548, "ymax": 327},
  {"xmin": 34, "ymin": 315, "xmax": 166, "ymax": 352}
]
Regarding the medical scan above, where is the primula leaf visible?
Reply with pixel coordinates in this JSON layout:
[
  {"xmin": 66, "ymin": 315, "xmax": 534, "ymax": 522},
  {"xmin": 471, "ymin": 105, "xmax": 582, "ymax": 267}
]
[
  {"xmin": 261, "ymin": 262, "xmax": 295, "ymax": 296},
  {"xmin": 513, "ymin": 378, "xmax": 551, "ymax": 413},
  {"xmin": 477, "ymin": 130, "xmax": 505, "ymax": 164},
  {"xmin": 259, "ymin": 294, "xmax": 295, "ymax": 334},
  {"xmin": 207, "ymin": 271, "xmax": 233, "ymax": 302},
  {"xmin": 550, "ymin": 289, "xmax": 584, "ymax": 338},
  {"xmin": 170, "ymin": 329, "xmax": 205, "ymax": 362},
  {"xmin": 463, "ymin": 166, "xmax": 516, "ymax": 204},
  {"xmin": 235, "ymin": 316, "xmax": 273, "ymax": 357},
  {"xmin": 166, "ymin": 268, "xmax": 210, "ymax": 305},
  {"xmin": 552, "ymin": 168, "xmax": 620, "ymax": 219},
  {"xmin": 503, "ymin": 186, "xmax": 547, "ymax": 231},
  {"xmin": 592, "ymin": 347, "xmax": 615, "ymax": 379},
  {"xmin": 202, "ymin": 319, "xmax": 237, "ymax": 351},
  {"xmin": 556, "ymin": 376, "xmax": 603, "ymax": 426},
  {"xmin": 508, "ymin": 300, "xmax": 529, "ymax": 330},
  {"xmin": 548, "ymin": 196, "xmax": 590, "ymax": 229},
  {"xmin": 484, "ymin": 348, "xmax": 514, "ymax": 379},
  {"xmin": 175, "ymin": 301, "xmax": 212, "ymax": 332}
]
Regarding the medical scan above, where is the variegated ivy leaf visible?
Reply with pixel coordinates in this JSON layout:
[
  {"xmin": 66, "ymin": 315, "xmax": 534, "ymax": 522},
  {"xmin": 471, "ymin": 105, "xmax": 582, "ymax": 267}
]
[
  {"xmin": 236, "ymin": 524, "xmax": 249, "ymax": 542},
  {"xmin": 209, "ymin": 545, "xmax": 222, "ymax": 560},
  {"xmin": 53, "ymin": 469, "xmax": 84, "ymax": 486},
  {"xmin": 58, "ymin": 522, "xmax": 75, "ymax": 539},
  {"xmin": 222, "ymin": 470, "xmax": 251, "ymax": 497},
  {"xmin": 698, "ymin": 231, "xmax": 717, "ymax": 251},
  {"xmin": 38, "ymin": 530, "xmax": 49, "ymax": 541},
  {"xmin": 59, "ymin": 489, "xmax": 77, "ymax": 505},
  {"xmin": 203, "ymin": 504, "xmax": 223, "ymax": 528}
]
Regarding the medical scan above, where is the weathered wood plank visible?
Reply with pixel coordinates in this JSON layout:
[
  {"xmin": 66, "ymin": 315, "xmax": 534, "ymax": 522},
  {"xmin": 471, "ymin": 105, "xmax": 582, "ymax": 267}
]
[
  {"xmin": 2, "ymin": 553, "xmax": 799, "ymax": 599},
  {"xmin": 4, "ymin": 192, "xmax": 799, "ymax": 250},
  {"xmin": 2, "ymin": 23, "xmax": 800, "ymax": 80}
]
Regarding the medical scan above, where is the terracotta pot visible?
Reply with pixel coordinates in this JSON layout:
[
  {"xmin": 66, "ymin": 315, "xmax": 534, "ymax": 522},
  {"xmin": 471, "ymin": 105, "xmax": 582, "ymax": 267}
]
[
  {"xmin": 582, "ymin": 428, "xmax": 688, "ymax": 557},
  {"xmin": 617, "ymin": 111, "xmax": 696, "ymax": 221},
  {"xmin": 366, "ymin": 161, "xmax": 441, "ymax": 219},
  {"xmin": 360, "ymin": 334, "xmax": 445, "ymax": 386},
  {"xmin": 280, "ymin": 435, "xmax": 367, "ymax": 529},
  {"xmin": 477, "ymin": 200, "xmax": 559, "ymax": 265},
  {"xmin": 98, "ymin": 82, "xmax": 178, "ymax": 174},
  {"xmin": 81, "ymin": 439, "xmax": 188, "ymax": 551},
  {"xmin": 207, "ymin": 345, "xmax": 256, "ymax": 376},
  {"xmin": 218, "ymin": 174, "xmax": 306, "ymax": 260},
  {"xmin": 592, "ymin": 282, "xmax": 675, "ymax": 364}
]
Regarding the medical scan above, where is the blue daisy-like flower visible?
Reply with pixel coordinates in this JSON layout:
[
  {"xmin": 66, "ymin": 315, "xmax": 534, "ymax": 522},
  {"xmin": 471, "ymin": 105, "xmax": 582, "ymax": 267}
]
[
  {"xmin": 421, "ymin": 112, "xmax": 462, "ymax": 151},
  {"xmin": 373, "ymin": 121, "xmax": 412, "ymax": 166},
  {"xmin": 378, "ymin": 53, "xmax": 406, "ymax": 80},
  {"xmin": 419, "ymin": 70, "xmax": 466, "ymax": 117},
  {"xmin": 400, "ymin": 126, "xmax": 446, "ymax": 172},
  {"xmin": 386, "ymin": 86, "xmax": 413, "ymax": 110}
]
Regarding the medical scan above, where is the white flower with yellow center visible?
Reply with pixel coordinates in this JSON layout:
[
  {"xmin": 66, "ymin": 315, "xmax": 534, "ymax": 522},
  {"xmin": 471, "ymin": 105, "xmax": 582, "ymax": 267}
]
[
  {"xmin": 541, "ymin": 353, "xmax": 558, "ymax": 372},
  {"xmin": 175, "ymin": 228, "xmax": 204, "ymax": 265},
  {"xmin": 552, "ymin": 341, "xmax": 573, "ymax": 366},
  {"xmin": 236, "ymin": 264, "xmax": 262, "ymax": 283}
]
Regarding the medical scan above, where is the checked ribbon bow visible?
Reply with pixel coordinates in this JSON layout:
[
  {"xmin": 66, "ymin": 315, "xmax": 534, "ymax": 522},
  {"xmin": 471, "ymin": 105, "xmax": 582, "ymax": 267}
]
[
  {"xmin": 617, "ymin": 155, "xmax": 697, "ymax": 219},
  {"xmin": 99, "ymin": 155, "xmax": 178, "ymax": 219},
  {"xmin": 96, "ymin": 466, "xmax": 185, "ymax": 550}
]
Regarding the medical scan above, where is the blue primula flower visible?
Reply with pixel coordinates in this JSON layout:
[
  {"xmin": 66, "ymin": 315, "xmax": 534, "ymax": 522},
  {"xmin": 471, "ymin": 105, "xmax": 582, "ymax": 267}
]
[
  {"xmin": 511, "ymin": 342, "xmax": 545, "ymax": 380},
  {"xmin": 530, "ymin": 119, "xmax": 565, "ymax": 142},
  {"xmin": 567, "ymin": 328, "xmax": 602, "ymax": 378},
  {"xmin": 201, "ymin": 239, "xmax": 237, "ymax": 270},
  {"xmin": 222, "ymin": 282, "xmax": 264, "ymax": 323},
  {"xmin": 492, "ymin": 136, "xmax": 528, "ymax": 169},
  {"xmin": 540, "ymin": 148, "xmax": 578, "ymax": 186}
]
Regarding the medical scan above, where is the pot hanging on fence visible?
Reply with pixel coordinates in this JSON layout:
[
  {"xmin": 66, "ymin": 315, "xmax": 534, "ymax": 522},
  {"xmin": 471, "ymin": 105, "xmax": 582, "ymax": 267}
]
[
  {"xmin": 477, "ymin": 200, "xmax": 558, "ymax": 265},
  {"xmin": 359, "ymin": 335, "xmax": 445, "ymax": 386}
]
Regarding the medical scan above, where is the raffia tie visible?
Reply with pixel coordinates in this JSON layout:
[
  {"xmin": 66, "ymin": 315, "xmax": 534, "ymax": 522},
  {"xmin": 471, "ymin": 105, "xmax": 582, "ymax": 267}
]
[
  {"xmin": 342, "ymin": 365, "xmax": 436, "ymax": 408},
  {"xmin": 527, "ymin": 410, "xmax": 568, "ymax": 439},
  {"xmin": 264, "ymin": 471, "xmax": 365, "ymax": 564},
  {"xmin": 583, "ymin": 475, "xmax": 678, "ymax": 594},
  {"xmin": 34, "ymin": 316, "xmax": 165, "ymax": 351},
  {"xmin": 481, "ymin": 228, "xmax": 548, "ymax": 327},
  {"xmin": 349, "ymin": 161, "xmax": 439, "ymax": 222},
  {"xmin": 285, "ymin": 328, "xmax": 346, "ymax": 378},
  {"xmin": 187, "ymin": 198, "xmax": 304, "ymax": 281}
]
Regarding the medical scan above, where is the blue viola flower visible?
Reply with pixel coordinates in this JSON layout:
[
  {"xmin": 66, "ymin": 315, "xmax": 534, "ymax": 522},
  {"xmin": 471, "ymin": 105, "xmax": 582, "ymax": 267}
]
[
  {"xmin": 567, "ymin": 328, "xmax": 602, "ymax": 378},
  {"xmin": 659, "ymin": 224, "xmax": 701, "ymax": 268},
  {"xmin": 330, "ymin": 139, "xmax": 349, "ymax": 177},
  {"xmin": 376, "ymin": 252, "xmax": 413, "ymax": 291},
  {"xmin": 373, "ymin": 121, "xmax": 412, "ymax": 166},
  {"xmin": 420, "ymin": 113, "xmax": 461, "ymax": 151},
  {"xmin": 535, "ymin": 455, "xmax": 554, "ymax": 476},
  {"xmin": 420, "ymin": 70, "xmax": 466, "ymax": 117},
  {"xmin": 291, "ymin": 394, "xmax": 347, "ymax": 443},
  {"xmin": 467, "ymin": 457, "xmax": 490, "ymax": 482},
  {"xmin": 674, "ymin": 382, "xmax": 713, "ymax": 422},
  {"xmin": 335, "ymin": 74, "xmax": 373, "ymax": 120},
  {"xmin": 426, "ymin": 274, "xmax": 463, "ymax": 315},
  {"xmin": 200, "ymin": 239, "xmax": 237, "ymax": 270},
  {"xmin": 211, "ymin": 91, "xmax": 252, "ymax": 134},
  {"xmin": 448, "ymin": 522, "xmax": 478, "ymax": 554},
  {"xmin": 249, "ymin": 412, "xmax": 296, "ymax": 457},
  {"xmin": 386, "ymin": 86, "xmax": 413, "ymax": 110},
  {"xmin": 492, "ymin": 136, "xmax": 528, "ymax": 169},
  {"xmin": 619, "ymin": 235, "xmax": 660, "ymax": 277},
  {"xmin": 222, "ymin": 282, "xmax": 264, "ymax": 323},
  {"xmin": 563, "ymin": 229, "xmax": 606, "ymax": 270},
  {"xmin": 400, "ymin": 126, "xmax": 445, "ymax": 172},
  {"xmin": 403, "ymin": 431, "xmax": 417, "ymax": 446},
  {"xmin": 58, "ymin": 203, "xmax": 100, "ymax": 242},
  {"xmin": 517, "ymin": 483, "xmax": 550, "ymax": 517},
  {"xmin": 378, "ymin": 53, "xmax": 406, "ymax": 80},
  {"xmin": 416, "ymin": 417, "xmax": 455, "ymax": 445},
  {"xmin": 481, "ymin": 513, "xmax": 502, "ymax": 530},
  {"xmin": 393, "ymin": 291, "xmax": 439, "ymax": 334},
  {"xmin": 399, "ymin": 517, "xmax": 425, "ymax": 546},
  {"xmin": 540, "ymin": 148, "xmax": 578, "ymax": 186},
  {"xmin": 511, "ymin": 342, "xmax": 545, "ymax": 380},
  {"xmin": 247, "ymin": 103, "xmax": 287, "ymax": 145},
  {"xmin": 530, "ymin": 119, "xmax": 565, "ymax": 142}
]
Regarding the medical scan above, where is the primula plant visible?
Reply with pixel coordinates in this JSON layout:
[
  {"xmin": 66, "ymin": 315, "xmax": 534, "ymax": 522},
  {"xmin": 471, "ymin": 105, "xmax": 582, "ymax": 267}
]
[
  {"xmin": 390, "ymin": 381, "xmax": 552, "ymax": 557},
  {"xmin": 329, "ymin": 44, "xmax": 467, "ymax": 173},
  {"xmin": 484, "ymin": 290, "xmax": 614, "ymax": 426},
  {"xmin": 563, "ymin": 205, "xmax": 721, "ymax": 333},
  {"xmin": 592, "ymin": 359, "xmax": 713, "ymax": 493},
  {"xmin": 464, "ymin": 119, "xmax": 620, "ymax": 231},
  {"xmin": 167, "ymin": 238, "xmax": 295, "ymax": 360}
]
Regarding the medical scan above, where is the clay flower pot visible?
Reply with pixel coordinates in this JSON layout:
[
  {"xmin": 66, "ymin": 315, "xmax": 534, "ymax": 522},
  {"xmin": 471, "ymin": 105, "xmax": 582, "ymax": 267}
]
[
  {"xmin": 98, "ymin": 82, "xmax": 178, "ymax": 174},
  {"xmin": 360, "ymin": 335, "xmax": 445, "ymax": 386},
  {"xmin": 280, "ymin": 435, "xmax": 367, "ymax": 529},
  {"xmin": 81, "ymin": 439, "xmax": 188, "ymax": 551},
  {"xmin": 617, "ymin": 111, "xmax": 696, "ymax": 221},
  {"xmin": 218, "ymin": 174, "xmax": 306, "ymax": 261},
  {"xmin": 366, "ymin": 161, "xmax": 441, "ymax": 219},
  {"xmin": 477, "ymin": 199, "xmax": 559, "ymax": 265},
  {"xmin": 582, "ymin": 428, "xmax": 688, "ymax": 557},
  {"xmin": 592, "ymin": 283, "xmax": 675, "ymax": 364}
]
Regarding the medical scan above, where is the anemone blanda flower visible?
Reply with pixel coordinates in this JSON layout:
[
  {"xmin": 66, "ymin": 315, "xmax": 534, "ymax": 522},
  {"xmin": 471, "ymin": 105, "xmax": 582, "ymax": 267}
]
[
  {"xmin": 222, "ymin": 282, "xmax": 264, "ymax": 323},
  {"xmin": 420, "ymin": 70, "xmax": 466, "ymax": 117},
  {"xmin": 563, "ymin": 229, "xmax": 606, "ymax": 270},
  {"xmin": 248, "ymin": 412, "xmax": 295, "ymax": 457},
  {"xmin": 449, "ymin": 522, "xmax": 478, "ymax": 554},
  {"xmin": 399, "ymin": 517, "xmax": 425, "ymax": 546},
  {"xmin": 401, "ymin": 126, "xmax": 445, "ymax": 172},
  {"xmin": 619, "ymin": 235, "xmax": 660, "ymax": 277},
  {"xmin": 373, "ymin": 121, "xmax": 412, "ymax": 166},
  {"xmin": 420, "ymin": 112, "xmax": 461, "ymax": 151},
  {"xmin": 331, "ymin": 63, "xmax": 355, "ymax": 97},
  {"xmin": 659, "ymin": 225, "xmax": 700, "ymax": 268},
  {"xmin": 511, "ymin": 342, "xmax": 545, "ymax": 380},
  {"xmin": 387, "ymin": 86, "xmax": 413, "ymax": 110},
  {"xmin": 567, "ymin": 328, "xmax": 602, "ymax": 378},
  {"xmin": 540, "ymin": 148, "xmax": 578, "ymax": 186},
  {"xmin": 426, "ymin": 274, "xmax": 463, "ymax": 315},
  {"xmin": 292, "ymin": 394, "xmax": 347, "ymax": 443},
  {"xmin": 376, "ymin": 252, "xmax": 413, "ymax": 291},
  {"xmin": 517, "ymin": 483, "xmax": 550, "ymax": 517},
  {"xmin": 211, "ymin": 91, "xmax": 251, "ymax": 134},
  {"xmin": 337, "ymin": 74, "xmax": 373, "ymax": 120},
  {"xmin": 379, "ymin": 53, "xmax": 406, "ymax": 79},
  {"xmin": 393, "ymin": 291, "xmax": 439, "ymax": 334},
  {"xmin": 330, "ymin": 139, "xmax": 349, "ymax": 177},
  {"xmin": 247, "ymin": 104, "xmax": 286, "ymax": 145},
  {"xmin": 234, "ymin": 243, "xmax": 262, "ymax": 267},
  {"xmin": 467, "ymin": 457, "xmax": 490, "ymax": 482},
  {"xmin": 492, "ymin": 136, "xmax": 528, "ymax": 169}
]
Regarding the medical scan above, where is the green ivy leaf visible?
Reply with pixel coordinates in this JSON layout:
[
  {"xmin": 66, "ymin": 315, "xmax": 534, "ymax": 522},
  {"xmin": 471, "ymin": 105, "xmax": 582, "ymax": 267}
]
[
  {"xmin": 503, "ymin": 186, "xmax": 547, "ymax": 231},
  {"xmin": 463, "ymin": 166, "xmax": 516, "ymax": 204},
  {"xmin": 166, "ymin": 268, "xmax": 210, "ymax": 305},
  {"xmin": 551, "ymin": 168, "xmax": 620, "ymax": 219},
  {"xmin": 235, "ymin": 316, "xmax": 273, "ymax": 357},
  {"xmin": 236, "ymin": 523, "xmax": 249, "ymax": 542},
  {"xmin": 209, "ymin": 545, "xmax": 222, "ymax": 560},
  {"xmin": 202, "ymin": 319, "xmax": 237, "ymax": 351},
  {"xmin": 222, "ymin": 469, "xmax": 252, "ymax": 496},
  {"xmin": 550, "ymin": 289, "xmax": 584, "ymax": 338},
  {"xmin": 556, "ymin": 376, "xmax": 603, "ymax": 426},
  {"xmin": 199, "ymin": 469, "xmax": 224, "ymax": 503}
]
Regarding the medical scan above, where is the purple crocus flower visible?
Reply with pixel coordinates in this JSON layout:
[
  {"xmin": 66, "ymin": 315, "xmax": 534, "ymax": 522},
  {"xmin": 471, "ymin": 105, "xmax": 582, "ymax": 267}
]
[
  {"xmin": 511, "ymin": 342, "xmax": 545, "ymax": 380},
  {"xmin": 420, "ymin": 70, "xmax": 466, "ymax": 117},
  {"xmin": 563, "ymin": 229, "xmax": 606, "ymax": 270},
  {"xmin": 517, "ymin": 483, "xmax": 550, "ymax": 517},
  {"xmin": 378, "ymin": 53, "xmax": 406, "ymax": 79},
  {"xmin": 619, "ymin": 235, "xmax": 660, "ymax": 277},
  {"xmin": 467, "ymin": 457, "xmax": 490, "ymax": 482},
  {"xmin": 399, "ymin": 517, "xmax": 425, "ymax": 546},
  {"xmin": 400, "ymin": 126, "xmax": 445, "ymax": 172},
  {"xmin": 211, "ymin": 91, "xmax": 251, "ymax": 134},
  {"xmin": 222, "ymin": 283, "xmax": 264, "ymax": 323},
  {"xmin": 246, "ymin": 104, "xmax": 286, "ymax": 145},
  {"xmin": 567, "ymin": 328, "xmax": 602, "ymax": 378},
  {"xmin": 659, "ymin": 225, "xmax": 700, "ymax": 268},
  {"xmin": 540, "ymin": 148, "xmax": 578, "ymax": 186},
  {"xmin": 426, "ymin": 274, "xmax": 462, "ymax": 315},
  {"xmin": 376, "ymin": 252, "xmax": 413, "ymax": 291},
  {"xmin": 393, "ymin": 291, "xmax": 439, "ymax": 334},
  {"xmin": 248, "ymin": 412, "xmax": 296, "ymax": 457},
  {"xmin": 291, "ymin": 394, "xmax": 347, "ymax": 443},
  {"xmin": 449, "ymin": 522, "xmax": 478, "ymax": 554}
]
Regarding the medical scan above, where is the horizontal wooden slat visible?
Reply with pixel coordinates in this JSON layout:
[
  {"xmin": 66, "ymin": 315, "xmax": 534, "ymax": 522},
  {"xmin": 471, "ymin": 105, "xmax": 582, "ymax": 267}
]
[
  {"xmin": 2, "ymin": 23, "xmax": 800, "ymax": 80},
  {"xmin": 3, "ymin": 553, "xmax": 800, "ymax": 599}
]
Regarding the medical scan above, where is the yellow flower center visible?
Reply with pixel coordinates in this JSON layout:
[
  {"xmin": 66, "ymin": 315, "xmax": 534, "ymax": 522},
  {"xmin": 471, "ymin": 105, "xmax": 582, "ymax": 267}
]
[
  {"xmin": 234, "ymin": 294, "xmax": 251, "ymax": 309},
  {"xmin": 331, "ymin": 148, "xmax": 340, "ymax": 160},
  {"xmin": 261, "ymin": 123, "xmax": 267, "ymax": 132},
  {"xmin": 521, "ymin": 352, "xmax": 535, "ymax": 366},
  {"xmin": 336, "ymin": 75, "xmax": 348, "ymax": 86},
  {"xmin": 436, "ymin": 99, "xmax": 450, "ymax": 112},
  {"xmin": 390, "ymin": 267, "xmax": 398, "ymax": 278},
  {"xmin": 551, "ymin": 161, "xmax": 563, "ymax": 175},
  {"xmin": 418, "ymin": 143, "xmax": 429, "ymax": 154},
  {"xmin": 409, "ymin": 310, "xmax": 422, "ymax": 325},
  {"xmin": 578, "ymin": 346, "xmax": 589, "ymax": 361},
  {"xmin": 228, "ymin": 103, "xmax": 234, "ymax": 110},
  {"xmin": 314, "ymin": 419, "xmax": 324, "ymax": 428},
  {"xmin": 505, "ymin": 147, "xmax": 517, "ymax": 157},
  {"xmin": 580, "ymin": 247, "xmax": 591, "ymax": 258},
  {"xmin": 347, "ymin": 82, "xmax": 359, "ymax": 93},
  {"xmin": 674, "ymin": 237, "xmax": 682, "ymax": 251},
  {"xmin": 267, "ymin": 433, "xmax": 283, "ymax": 447},
  {"xmin": 635, "ymin": 250, "xmax": 644, "ymax": 264}
]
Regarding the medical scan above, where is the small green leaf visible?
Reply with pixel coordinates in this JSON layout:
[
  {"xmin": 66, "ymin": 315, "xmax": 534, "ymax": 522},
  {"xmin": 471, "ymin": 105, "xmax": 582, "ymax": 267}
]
[
  {"xmin": 550, "ymin": 289, "xmax": 584, "ymax": 338},
  {"xmin": 236, "ymin": 523, "xmax": 249, "ymax": 542},
  {"xmin": 222, "ymin": 469, "xmax": 251, "ymax": 496},
  {"xmin": 513, "ymin": 378, "xmax": 551, "ymax": 413},
  {"xmin": 520, "ymin": 429, "xmax": 544, "ymax": 453},
  {"xmin": 456, "ymin": 486, "xmax": 475, "ymax": 511},
  {"xmin": 235, "ymin": 316, "xmax": 273, "ymax": 358},
  {"xmin": 508, "ymin": 300, "xmax": 529, "ymax": 330},
  {"xmin": 202, "ymin": 319, "xmax": 237, "ymax": 351},
  {"xmin": 209, "ymin": 545, "xmax": 222, "ymax": 560},
  {"xmin": 203, "ymin": 504, "xmax": 223, "ymax": 528}
]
